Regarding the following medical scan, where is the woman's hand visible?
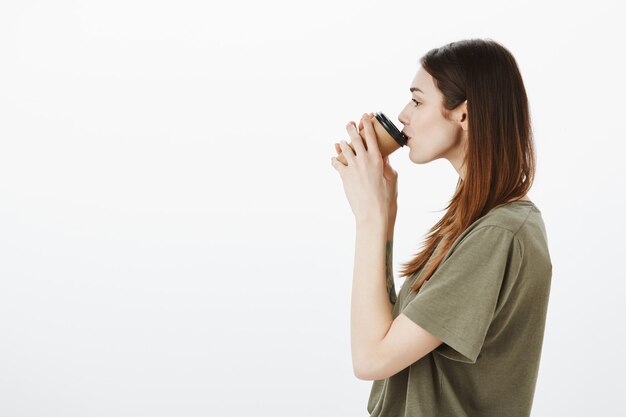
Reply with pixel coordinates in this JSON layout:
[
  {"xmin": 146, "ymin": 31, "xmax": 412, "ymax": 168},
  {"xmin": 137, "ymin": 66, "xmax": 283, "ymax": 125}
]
[
  {"xmin": 359, "ymin": 114, "xmax": 398, "ymax": 223},
  {"xmin": 333, "ymin": 145, "xmax": 398, "ymax": 221},
  {"xmin": 331, "ymin": 113, "xmax": 398, "ymax": 226}
]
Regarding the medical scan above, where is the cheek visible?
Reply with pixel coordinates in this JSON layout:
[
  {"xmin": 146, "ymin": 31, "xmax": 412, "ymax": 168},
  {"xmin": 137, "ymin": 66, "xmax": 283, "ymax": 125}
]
[
  {"xmin": 412, "ymin": 108, "xmax": 439, "ymax": 137},
  {"xmin": 410, "ymin": 111, "xmax": 457, "ymax": 152}
]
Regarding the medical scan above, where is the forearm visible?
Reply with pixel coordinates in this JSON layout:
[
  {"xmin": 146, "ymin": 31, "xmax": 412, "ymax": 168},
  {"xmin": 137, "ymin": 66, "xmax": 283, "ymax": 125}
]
[
  {"xmin": 351, "ymin": 216, "xmax": 395, "ymax": 375},
  {"xmin": 385, "ymin": 217, "xmax": 397, "ymax": 306}
]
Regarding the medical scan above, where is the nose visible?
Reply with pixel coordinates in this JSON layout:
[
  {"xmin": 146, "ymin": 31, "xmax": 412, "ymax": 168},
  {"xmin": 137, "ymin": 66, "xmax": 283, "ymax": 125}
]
[{"xmin": 398, "ymin": 108, "xmax": 409, "ymax": 127}]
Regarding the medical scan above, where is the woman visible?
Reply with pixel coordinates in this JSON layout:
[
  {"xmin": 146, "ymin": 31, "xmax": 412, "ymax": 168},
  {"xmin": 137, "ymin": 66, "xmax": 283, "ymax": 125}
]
[{"xmin": 331, "ymin": 38, "xmax": 552, "ymax": 417}]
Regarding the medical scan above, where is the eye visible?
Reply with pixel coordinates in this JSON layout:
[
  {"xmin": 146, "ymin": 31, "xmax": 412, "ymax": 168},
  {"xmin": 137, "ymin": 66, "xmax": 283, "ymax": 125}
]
[{"xmin": 411, "ymin": 99, "xmax": 421, "ymax": 108}]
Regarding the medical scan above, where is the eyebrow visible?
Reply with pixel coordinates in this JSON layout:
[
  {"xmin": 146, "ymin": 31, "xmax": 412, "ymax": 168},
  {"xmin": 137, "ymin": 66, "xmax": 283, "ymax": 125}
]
[{"xmin": 410, "ymin": 87, "xmax": 425, "ymax": 94}]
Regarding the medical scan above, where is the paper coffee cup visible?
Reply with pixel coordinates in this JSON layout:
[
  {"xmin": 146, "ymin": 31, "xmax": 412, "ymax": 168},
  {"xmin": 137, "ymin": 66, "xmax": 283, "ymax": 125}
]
[{"xmin": 336, "ymin": 112, "xmax": 408, "ymax": 165}]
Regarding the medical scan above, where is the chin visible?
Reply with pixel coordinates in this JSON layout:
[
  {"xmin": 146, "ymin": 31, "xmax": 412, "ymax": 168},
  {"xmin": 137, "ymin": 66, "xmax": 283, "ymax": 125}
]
[{"xmin": 408, "ymin": 149, "xmax": 432, "ymax": 165}]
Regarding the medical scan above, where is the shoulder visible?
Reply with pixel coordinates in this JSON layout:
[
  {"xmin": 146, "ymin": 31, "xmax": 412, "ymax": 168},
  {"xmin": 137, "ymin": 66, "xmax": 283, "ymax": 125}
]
[
  {"xmin": 449, "ymin": 203, "xmax": 550, "ymax": 269},
  {"xmin": 448, "ymin": 225, "xmax": 520, "ymax": 262},
  {"xmin": 475, "ymin": 203, "xmax": 538, "ymax": 235},
  {"xmin": 445, "ymin": 206, "xmax": 531, "ymax": 261}
]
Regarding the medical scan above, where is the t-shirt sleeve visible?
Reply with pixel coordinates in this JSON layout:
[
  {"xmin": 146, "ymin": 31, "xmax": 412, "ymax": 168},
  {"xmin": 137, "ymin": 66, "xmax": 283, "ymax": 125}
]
[{"xmin": 401, "ymin": 225, "xmax": 521, "ymax": 364}]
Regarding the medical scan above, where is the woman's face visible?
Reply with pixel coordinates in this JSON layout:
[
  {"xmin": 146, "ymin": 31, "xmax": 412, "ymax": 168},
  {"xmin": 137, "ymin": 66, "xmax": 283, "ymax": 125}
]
[{"xmin": 398, "ymin": 66, "xmax": 468, "ymax": 169}]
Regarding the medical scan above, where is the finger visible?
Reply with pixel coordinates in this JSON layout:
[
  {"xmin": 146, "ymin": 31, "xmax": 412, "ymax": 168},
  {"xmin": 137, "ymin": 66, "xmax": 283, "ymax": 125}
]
[
  {"xmin": 359, "ymin": 113, "xmax": 374, "ymax": 130},
  {"xmin": 360, "ymin": 114, "xmax": 381, "ymax": 159},
  {"xmin": 338, "ymin": 140, "xmax": 356, "ymax": 165},
  {"xmin": 330, "ymin": 156, "xmax": 346, "ymax": 173},
  {"xmin": 346, "ymin": 122, "xmax": 367, "ymax": 156},
  {"xmin": 335, "ymin": 142, "xmax": 342, "ymax": 155}
]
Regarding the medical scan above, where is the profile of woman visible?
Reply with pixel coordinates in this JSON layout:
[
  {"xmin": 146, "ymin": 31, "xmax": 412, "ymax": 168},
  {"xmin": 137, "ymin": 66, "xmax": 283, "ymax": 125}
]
[{"xmin": 331, "ymin": 38, "xmax": 552, "ymax": 417}]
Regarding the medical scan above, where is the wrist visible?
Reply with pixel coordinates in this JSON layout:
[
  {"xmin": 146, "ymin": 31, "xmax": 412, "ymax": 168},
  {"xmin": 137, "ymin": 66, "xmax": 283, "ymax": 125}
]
[
  {"xmin": 388, "ymin": 204, "xmax": 397, "ymax": 219},
  {"xmin": 356, "ymin": 210, "xmax": 387, "ymax": 231},
  {"xmin": 387, "ymin": 208, "xmax": 396, "ymax": 237}
]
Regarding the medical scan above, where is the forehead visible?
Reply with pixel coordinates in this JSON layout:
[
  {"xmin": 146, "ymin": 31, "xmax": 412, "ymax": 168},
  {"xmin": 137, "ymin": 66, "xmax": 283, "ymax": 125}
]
[{"xmin": 410, "ymin": 66, "xmax": 437, "ymax": 97}]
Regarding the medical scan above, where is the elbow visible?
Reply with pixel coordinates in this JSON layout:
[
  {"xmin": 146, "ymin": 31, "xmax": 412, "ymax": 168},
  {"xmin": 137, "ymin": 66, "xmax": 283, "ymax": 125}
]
[
  {"xmin": 352, "ymin": 354, "xmax": 368, "ymax": 380},
  {"xmin": 354, "ymin": 367, "xmax": 370, "ymax": 381},
  {"xmin": 352, "ymin": 357, "xmax": 365, "ymax": 380},
  {"xmin": 353, "ymin": 361, "xmax": 377, "ymax": 381},
  {"xmin": 353, "ymin": 346, "xmax": 381, "ymax": 381},
  {"xmin": 353, "ymin": 365, "xmax": 367, "ymax": 381}
]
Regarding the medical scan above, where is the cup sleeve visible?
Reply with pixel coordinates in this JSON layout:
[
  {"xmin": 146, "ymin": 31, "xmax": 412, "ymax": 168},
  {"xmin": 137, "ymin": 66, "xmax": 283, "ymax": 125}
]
[{"xmin": 400, "ymin": 225, "xmax": 522, "ymax": 364}]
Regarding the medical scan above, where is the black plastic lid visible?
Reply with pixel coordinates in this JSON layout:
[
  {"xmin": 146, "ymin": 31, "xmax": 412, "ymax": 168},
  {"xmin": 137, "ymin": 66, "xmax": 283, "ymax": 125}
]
[{"xmin": 374, "ymin": 112, "xmax": 408, "ymax": 147}]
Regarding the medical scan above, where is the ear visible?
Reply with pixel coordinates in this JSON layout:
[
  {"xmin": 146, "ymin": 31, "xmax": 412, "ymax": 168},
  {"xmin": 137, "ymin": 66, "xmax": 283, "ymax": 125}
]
[{"xmin": 454, "ymin": 100, "xmax": 469, "ymax": 131}]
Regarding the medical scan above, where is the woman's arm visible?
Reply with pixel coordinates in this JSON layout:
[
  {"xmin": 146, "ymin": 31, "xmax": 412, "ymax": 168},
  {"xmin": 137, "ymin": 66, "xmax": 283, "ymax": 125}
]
[{"xmin": 351, "ymin": 207, "xmax": 397, "ymax": 379}]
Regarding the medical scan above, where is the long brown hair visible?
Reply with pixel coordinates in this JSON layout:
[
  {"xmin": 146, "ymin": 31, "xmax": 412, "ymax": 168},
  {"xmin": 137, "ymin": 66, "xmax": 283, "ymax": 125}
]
[{"xmin": 399, "ymin": 38, "xmax": 536, "ymax": 293}]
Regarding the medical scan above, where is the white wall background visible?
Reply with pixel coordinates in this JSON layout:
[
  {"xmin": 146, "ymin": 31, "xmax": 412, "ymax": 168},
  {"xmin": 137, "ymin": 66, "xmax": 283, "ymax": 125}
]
[{"xmin": 1, "ymin": 1, "xmax": 624, "ymax": 416}]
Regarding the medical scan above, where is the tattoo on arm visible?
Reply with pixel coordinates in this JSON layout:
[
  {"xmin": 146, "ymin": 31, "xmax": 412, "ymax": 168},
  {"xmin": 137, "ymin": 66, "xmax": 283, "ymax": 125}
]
[{"xmin": 385, "ymin": 239, "xmax": 397, "ymax": 305}]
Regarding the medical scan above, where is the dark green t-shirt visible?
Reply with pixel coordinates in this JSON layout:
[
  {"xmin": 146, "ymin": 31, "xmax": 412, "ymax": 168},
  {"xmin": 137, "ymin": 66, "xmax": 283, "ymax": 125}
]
[{"xmin": 367, "ymin": 200, "xmax": 552, "ymax": 417}]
